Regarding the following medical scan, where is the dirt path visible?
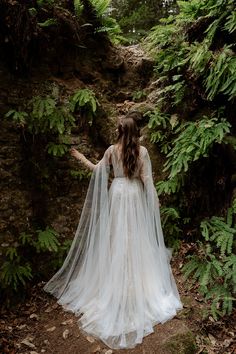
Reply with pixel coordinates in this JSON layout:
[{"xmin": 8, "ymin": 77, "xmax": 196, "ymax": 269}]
[
  {"xmin": 1, "ymin": 250, "xmax": 236, "ymax": 354},
  {"xmin": 1, "ymin": 261, "xmax": 198, "ymax": 354}
]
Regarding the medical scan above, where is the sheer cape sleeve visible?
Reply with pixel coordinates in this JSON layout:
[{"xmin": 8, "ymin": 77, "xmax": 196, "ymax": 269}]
[
  {"xmin": 140, "ymin": 147, "xmax": 181, "ymax": 296},
  {"xmin": 43, "ymin": 146, "xmax": 112, "ymax": 298}
]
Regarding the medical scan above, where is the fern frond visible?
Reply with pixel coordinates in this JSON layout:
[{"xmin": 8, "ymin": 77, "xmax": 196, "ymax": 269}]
[
  {"xmin": 36, "ymin": 227, "xmax": 60, "ymax": 252},
  {"xmin": 0, "ymin": 261, "xmax": 32, "ymax": 290}
]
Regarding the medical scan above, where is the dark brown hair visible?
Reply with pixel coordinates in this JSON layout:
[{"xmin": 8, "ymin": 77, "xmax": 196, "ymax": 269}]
[{"xmin": 117, "ymin": 111, "xmax": 142, "ymax": 178}]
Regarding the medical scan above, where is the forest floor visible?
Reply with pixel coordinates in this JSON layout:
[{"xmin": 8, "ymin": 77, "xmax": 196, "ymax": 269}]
[{"xmin": 1, "ymin": 244, "xmax": 236, "ymax": 354}]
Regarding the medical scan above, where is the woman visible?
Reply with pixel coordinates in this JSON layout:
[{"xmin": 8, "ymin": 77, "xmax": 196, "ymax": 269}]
[{"xmin": 44, "ymin": 111, "xmax": 182, "ymax": 349}]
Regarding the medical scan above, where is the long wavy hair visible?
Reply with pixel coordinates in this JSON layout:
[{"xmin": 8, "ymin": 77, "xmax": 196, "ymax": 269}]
[{"xmin": 117, "ymin": 111, "xmax": 142, "ymax": 178}]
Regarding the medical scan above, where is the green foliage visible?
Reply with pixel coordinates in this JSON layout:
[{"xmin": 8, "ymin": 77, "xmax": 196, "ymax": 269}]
[
  {"xmin": 205, "ymin": 46, "xmax": 236, "ymax": 101},
  {"xmin": 145, "ymin": 0, "xmax": 236, "ymax": 104},
  {"xmin": 156, "ymin": 174, "xmax": 184, "ymax": 195},
  {"xmin": 5, "ymin": 110, "xmax": 28, "ymax": 127},
  {"xmin": 0, "ymin": 226, "xmax": 64, "ymax": 295},
  {"xmin": 29, "ymin": 96, "xmax": 75, "ymax": 135},
  {"xmin": 76, "ymin": 0, "xmax": 125, "ymax": 44},
  {"xmin": 188, "ymin": 41, "xmax": 212, "ymax": 74},
  {"xmin": 183, "ymin": 201, "xmax": 236, "ymax": 319},
  {"xmin": 91, "ymin": 0, "xmax": 111, "ymax": 17},
  {"xmin": 36, "ymin": 227, "xmax": 60, "ymax": 252},
  {"xmin": 164, "ymin": 117, "xmax": 231, "ymax": 179},
  {"xmin": 74, "ymin": 0, "xmax": 110, "ymax": 17},
  {"xmin": 149, "ymin": 110, "xmax": 230, "ymax": 196},
  {"xmin": 111, "ymin": 0, "xmax": 178, "ymax": 43},
  {"xmin": 38, "ymin": 18, "xmax": 57, "ymax": 27},
  {"xmin": 147, "ymin": 109, "xmax": 179, "ymax": 154},
  {"xmin": 0, "ymin": 261, "xmax": 32, "ymax": 291},
  {"xmin": 5, "ymin": 95, "xmax": 76, "ymax": 140},
  {"xmin": 96, "ymin": 17, "xmax": 128, "ymax": 44},
  {"xmin": 70, "ymin": 88, "xmax": 98, "ymax": 125},
  {"xmin": 160, "ymin": 206, "xmax": 182, "ymax": 250},
  {"xmin": 37, "ymin": 0, "xmax": 55, "ymax": 7},
  {"xmin": 74, "ymin": 0, "xmax": 83, "ymax": 16},
  {"xmin": 224, "ymin": 11, "xmax": 236, "ymax": 33},
  {"xmin": 70, "ymin": 169, "xmax": 92, "ymax": 180},
  {"xmin": 47, "ymin": 142, "xmax": 69, "ymax": 157},
  {"xmin": 132, "ymin": 90, "xmax": 147, "ymax": 102},
  {"xmin": 5, "ymin": 89, "xmax": 97, "ymax": 157}
]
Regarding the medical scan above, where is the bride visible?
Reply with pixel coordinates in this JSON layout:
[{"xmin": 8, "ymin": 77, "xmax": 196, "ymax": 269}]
[{"xmin": 44, "ymin": 111, "xmax": 182, "ymax": 349}]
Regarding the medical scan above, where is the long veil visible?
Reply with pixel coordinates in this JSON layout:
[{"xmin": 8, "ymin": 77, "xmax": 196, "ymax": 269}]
[
  {"xmin": 43, "ymin": 145, "xmax": 182, "ymax": 349},
  {"xmin": 43, "ymin": 147, "xmax": 111, "ymax": 298}
]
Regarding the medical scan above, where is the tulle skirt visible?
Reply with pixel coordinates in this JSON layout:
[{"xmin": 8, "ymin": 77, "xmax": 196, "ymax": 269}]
[{"xmin": 55, "ymin": 177, "xmax": 182, "ymax": 349}]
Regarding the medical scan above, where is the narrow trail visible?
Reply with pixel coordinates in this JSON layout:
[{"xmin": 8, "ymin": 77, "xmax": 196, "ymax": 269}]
[
  {"xmin": 1, "ymin": 246, "xmax": 236, "ymax": 354},
  {"xmin": 1, "ymin": 260, "xmax": 197, "ymax": 354}
]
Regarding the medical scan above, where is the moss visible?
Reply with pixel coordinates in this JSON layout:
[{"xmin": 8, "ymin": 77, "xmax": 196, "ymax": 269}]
[{"xmin": 164, "ymin": 331, "xmax": 197, "ymax": 354}]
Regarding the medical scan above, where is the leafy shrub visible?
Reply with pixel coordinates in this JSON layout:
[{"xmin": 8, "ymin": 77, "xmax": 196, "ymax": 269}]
[
  {"xmin": 5, "ymin": 88, "xmax": 100, "ymax": 157},
  {"xmin": 0, "ymin": 227, "xmax": 69, "ymax": 297},
  {"xmin": 149, "ymin": 110, "xmax": 231, "ymax": 195},
  {"xmin": 183, "ymin": 200, "xmax": 236, "ymax": 319},
  {"xmin": 70, "ymin": 88, "xmax": 98, "ymax": 126},
  {"xmin": 160, "ymin": 206, "xmax": 182, "ymax": 251},
  {"xmin": 163, "ymin": 116, "xmax": 231, "ymax": 179},
  {"xmin": 70, "ymin": 169, "xmax": 92, "ymax": 180}
]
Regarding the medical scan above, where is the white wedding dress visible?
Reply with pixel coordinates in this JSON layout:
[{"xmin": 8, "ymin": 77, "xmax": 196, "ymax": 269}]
[{"xmin": 44, "ymin": 145, "xmax": 182, "ymax": 349}]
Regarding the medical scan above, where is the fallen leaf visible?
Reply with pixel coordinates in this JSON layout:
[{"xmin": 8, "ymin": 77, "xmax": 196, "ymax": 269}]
[
  {"xmin": 44, "ymin": 307, "xmax": 52, "ymax": 313},
  {"xmin": 91, "ymin": 344, "xmax": 101, "ymax": 353},
  {"xmin": 30, "ymin": 314, "xmax": 39, "ymax": 320},
  {"xmin": 86, "ymin": 335, "xmax": 95, "ymax": 343},
  {"xmin": 21, "ymin": 339, "xmax": 36, "ymax": 349},
  {"xmin": 62, "ymin": 329, "xmax": 69, "ymax": 339},
  {"xmin": 208, "ymin": 334, "xmax": 216, "ymax": 346},
  {"xmin": 61, "ymin": 319, "xmax": 73, "ymax": 325},
  {"xmin": 46, "ymin": 326, "xmax": 56, "ymax": 332},
  {"xmin": 17, "ymin": 324, "xmax": 27, "ymax": 330}
]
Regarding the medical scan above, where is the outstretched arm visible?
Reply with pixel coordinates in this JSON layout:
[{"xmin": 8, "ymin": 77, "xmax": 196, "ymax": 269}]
[{"xmin": 70, "ymin": 148, "xmax": 96, "ymax": 171}]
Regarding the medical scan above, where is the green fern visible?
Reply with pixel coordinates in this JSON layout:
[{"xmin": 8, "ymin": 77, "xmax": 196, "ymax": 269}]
[
  {"xmin": 36, "ymin": 227, "xmax": 60, "ymax": 252},
  {"xmin": 160, "ymin": 207, "xmax": 182, "ymax": 250},
  {"xmin": 70, "ymin": 88, "xmax": 98, "ymax": 125},
  {"xmin": 188, "ymin": 41, "xmax": 212, "ymax": 74},
  {"xmin": 205, "ymin": 45, "xmax": 236, "ymax": 101},
  {"xmin": 38, "ymin": 19, "xmax": 57, "ymax": 27},
  {"xmin": 70, "ymin": 169, "xmax": 92, "ymax": 180},
  {"xmin": 5, "ymin": 110, "xmax": 28, "ymax": 126},
  {"xmin": 156, "ymin": 175, "xmax": 184, "ymax": 195},
  {"xmin": 91, "ymin": 0, "xmax": 111, "ymax": 17},
  {"xmin": 74, "ymin": 0, "xmax": 83, "ymax": 16},
  {"xmin": 183, "ymin": 201, "xmax": 236, "ymax": 319},
  {"xmin": 147, "ymin": 109, "xmax": 179, "ymax": 154},
  {"xmin": 164, "ymin": 117, "xmax": 231, "ymax": 179},
  {"xmin": 0, "ymin": 260, "xmax": 32, "ymax": 290},
  {"xmin": 74, "ymin": 0, "xmax": 110, "ymax": 17},
  {"xmin": 201, "ymin": 217, "xmax": 235, "ymax": 256},
  {"xmin": 224, "ymin": 12, "xmax": 236, "ymax": 33},
  {"xmin": 47, "ymin": 142, "xmax": 69, "ymax": 157}
]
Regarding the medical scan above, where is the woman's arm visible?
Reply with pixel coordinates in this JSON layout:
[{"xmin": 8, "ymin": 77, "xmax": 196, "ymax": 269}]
[{"xmin": 70, "ymin": 148, "xmax": 96, "ymax": 171}]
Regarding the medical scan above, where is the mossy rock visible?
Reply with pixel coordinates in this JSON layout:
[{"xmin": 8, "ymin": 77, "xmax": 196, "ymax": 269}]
[{"xmin": 164, "ymin": 331, "xmax": 197, "ymax": 354}]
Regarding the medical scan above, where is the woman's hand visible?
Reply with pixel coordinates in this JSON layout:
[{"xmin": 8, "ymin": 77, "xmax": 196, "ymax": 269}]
[{"xmin": 70, "ymin": 148, "xmax": 84, "ymax": 161}]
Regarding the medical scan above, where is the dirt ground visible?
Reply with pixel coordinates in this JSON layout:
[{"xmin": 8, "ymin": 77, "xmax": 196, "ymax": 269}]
[{"xmin": 1, "ymin": 249, "xmax": 236, "ymax": 354}]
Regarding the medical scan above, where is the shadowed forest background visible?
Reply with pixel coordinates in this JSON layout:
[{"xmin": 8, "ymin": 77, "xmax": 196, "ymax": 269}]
[{"xmin": 0, "ymin": 0, "xmax": 236, "ymax": 353}]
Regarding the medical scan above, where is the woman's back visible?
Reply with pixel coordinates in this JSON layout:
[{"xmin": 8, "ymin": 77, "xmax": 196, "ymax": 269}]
[{"xmin": 109, "ymin": 144, "xmax": 146, "ymax": 179}]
